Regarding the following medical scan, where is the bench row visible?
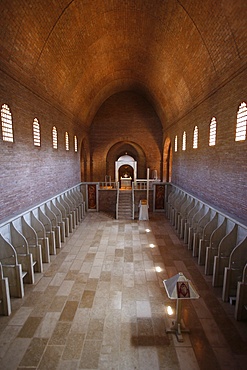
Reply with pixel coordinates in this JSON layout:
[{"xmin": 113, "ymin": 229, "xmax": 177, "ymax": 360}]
[
  {"xmin": 0, "ymin": 186, "xmax": 85, "ymax": 315},
  {"xmin": 166, "ymin": 186, "xmax": 247, "ymax": 321}
]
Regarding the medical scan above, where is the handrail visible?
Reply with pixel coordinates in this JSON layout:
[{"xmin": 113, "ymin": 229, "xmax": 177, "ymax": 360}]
[
  {"xmin": 99, "ymin": 182, "xmax": 118, "ymax": 189},
  {"xmin": 116, "ymin": 182, "xmax": 119, "ymax": 220},
  {"xmin": 132, "ymin": 183, "xmax": 135, "ymax": 220},
  {"xmin": 133, "ymin": 179, "xmax": 159, "ymax": 190}
]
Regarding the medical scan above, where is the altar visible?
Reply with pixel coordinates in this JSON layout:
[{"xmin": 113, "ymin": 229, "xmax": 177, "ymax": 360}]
[{"xmin": 120, "ymin": 176, "xmax": 132, "ymax": 189}]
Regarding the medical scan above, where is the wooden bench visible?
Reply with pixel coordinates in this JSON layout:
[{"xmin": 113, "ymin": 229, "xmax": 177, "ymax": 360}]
[
  {"xmin": 64, "ymin": 192, "xmax": 77, "ymax": 229},
  {"xmin": 212, "ymin": 223, "xmax": 240, "ymax": 287},
  {"xmin": 187, "ymin": 204, "xmax": 208, "ymax": 252},
  {"xmin": 0, "ymin": 223, "xmax": 36, "ymax": 285},
  {"xmin": 184, "ymin": 200, "xmax": 202, "ymax": 245},
  {"xmin": 180, "ymin": 198, "xmax": 196, "ymax": 240},
  {"xmin": 0, "ymin": 262, "xmax": 11, "ymax": 315},
  {"xmin": 50, "ymin": 200, "xmax": 66, "ymax": 242},
  {"xmin": 204, "ymin": 216, "xmax": 228, "ymax": 275},
  {"xmin": 0, "ymin": 233, "xmax": 27, "ymax": 298},
  {"xmin": 235, "ymin": 264, "xmax": 247, "ymax": 321},
  {"xmin": 169, "ymin": 189, "xmax": 183, "ymax": 226},
  {"xmin": 23, "ymin": 212, "xmax": 50, "ymax": 264},
  {"xmin": 177, "ymin": 195, "xmax": 193, "ymax": 237},
  {"xmin": 44, "ymin": 203, "xmax": 61, "ymax": 248},
  {"xmin": 34, "ymin": 208, "xmax": 56, "ymax": 255},
  {"xmin": 173, "ymin": 193, "xmax": 188, "ymax": 231},
  {"xmin": 69, "ymin": 188, "xmax": 85, "ymax": 223},
  {"xmin": 165, "ymin": 185, "xmax": 247, "ymax": 321},
  {"xmin": 166, "ymin": 188, "xmax": 180, "ymax": 221},
  {"xmin": 55, "ymin": 197, "xmax": 70, "ymax": 237},
  {"xmin": 69, "ymin": 188, "xmax": 84, "ymax": 222},
  {"xmin": 197, "ymin": 211, "xmax": 218, "ymax": 265},
  {"xmin": 0, "ymin": 184, "xmax": 85, "ymax": 301},
  {"xmin": 221, "ymin": 231, "xmax": 247, "ymax": 301},
  {"xmin": 192, "ymin": 208, "xmax": 215, "ymax": 260},
  {"xmin": 12, "ymin": 216, "xmax": 43, "ymax": 273}
]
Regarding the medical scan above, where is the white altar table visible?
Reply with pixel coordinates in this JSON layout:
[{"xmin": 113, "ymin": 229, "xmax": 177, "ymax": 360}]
[{"xmin": 121, "ymin": 177, "xmax": 132, "ymax": 188}]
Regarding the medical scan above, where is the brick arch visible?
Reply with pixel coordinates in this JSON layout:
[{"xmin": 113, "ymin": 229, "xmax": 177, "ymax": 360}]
[
  {"xmin": 89, "ymin": 90, "xmax": 162, "ymax": 181},
  {"xmin": 106, "ymin": 141, "xmax": 146, "ymax": 182},
  {"xmin": 0, "ymin": 1, "xmax": 243, "ymax": 132},
  {"xmin": 163, "ymin": 137, "xmax": 172, "ymax": 182}
]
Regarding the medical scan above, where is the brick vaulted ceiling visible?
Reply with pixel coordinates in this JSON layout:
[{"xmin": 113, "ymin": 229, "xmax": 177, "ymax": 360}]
[{"xmin": 0, "ymin": 0, "xmax": 246, "ymax": 130}]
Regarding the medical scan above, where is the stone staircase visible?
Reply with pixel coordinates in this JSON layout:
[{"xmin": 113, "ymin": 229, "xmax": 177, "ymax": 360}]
[{"xmin": 118, "ymin": 190, "xmax": 132, "ymax": 220}]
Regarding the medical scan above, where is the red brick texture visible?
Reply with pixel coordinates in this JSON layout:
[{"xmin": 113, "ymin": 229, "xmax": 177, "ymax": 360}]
[
  {"xmin": 0, "ymin": 1, "xmax": 247, "ymax": 225},
  {"xmin": 166, "ymin": 69, "xmax": 247, "ymax": 224},
  {"xmin": 89, "ymin": 91, "xmax": 163, "ymax": 182},
  {"xmin": 0, "ymin": 71, "xmax": 83, "ymax": 222}
]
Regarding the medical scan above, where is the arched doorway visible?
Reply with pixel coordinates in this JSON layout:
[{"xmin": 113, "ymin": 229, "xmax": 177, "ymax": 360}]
[
  {"xmin": 115, "ymin": 154, "xmax": 137, "ymax": 188},
  {"xmin": 119, "ymin": 164, "xmax": 134, "ymax": 180},
  {"xmin": 106, "ymin": 142, "xmax": 146, "ymax": 181},
  {"xmin": 119, "ymin": 164, "xmax": 134, "ymax": 189}
]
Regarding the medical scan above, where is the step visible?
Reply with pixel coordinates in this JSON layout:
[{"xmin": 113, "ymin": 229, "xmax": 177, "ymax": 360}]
[
  {"xmin": 118, "ymin": 215, "xmax": 132, "ymax": 220},
  {"xmin": 118, "ymin": 190, "xmax": 132, "ymax": 219}
]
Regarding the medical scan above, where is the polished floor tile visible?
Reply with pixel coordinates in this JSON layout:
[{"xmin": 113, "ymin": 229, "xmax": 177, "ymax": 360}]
[{"xmin": 0, "ymin": 212, "xmax": 246, "ymax": 370}]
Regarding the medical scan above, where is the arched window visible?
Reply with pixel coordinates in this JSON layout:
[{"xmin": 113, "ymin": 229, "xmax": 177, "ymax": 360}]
[
  {"xmin": 52, "ymin": 126, "xmax": 58, "ymax": 149},
  {"xmin": 193, "ymin": 126, "xmax": 198, "ymax": 149},
  {"xmin": 1, "ymin": 104, "xmax": 14, "ymax": 142},
  {"xmin": 65, "ymin": 132, "xmax": 69, "ymax": 151},
  {"xmin": 182, "ymin": 131, "xmax": 186, "ymax": 151},
  {"xmin": 174, "ymin": 135, "xmax": 178, "ymax": 152},
  {"xmin": 209, "ymin": 117, "xmax": 217, "ymax": 146},
  {"xmin": 235, "ymin": 102, "xmax": 247, "ymax": 141},
  {"xmin": 74, "ymin": 135, "xmax": 78, "ymax": 152},
  {"xmin": 33, "ymin": 118, "xmax": 40, "ymax": 146}
]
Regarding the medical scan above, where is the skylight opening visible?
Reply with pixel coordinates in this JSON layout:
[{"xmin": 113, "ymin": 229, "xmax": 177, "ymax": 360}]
[
  {"xmin": 235, "ymin": 102, "xmax": 247, "ymax": 141},
  {"xmin": 174, "ymin": 135, "xmax": 178, "ymax": 152},
  {"xmin": 33, "ymin": 118, "xmax": 40, "ymax": 146},
  {"xmin": 209, "ymin": 117, "xmax": 217, "ymax": 146},
  {"xmin": 74, "ymin": 135, "xmax": 78, "ymax": 152},
  {"xmin": 52, "ymin": 126, "xmax": 58, "ymax": 149},
  {"xmin": 182, "ymin": 131, "xmax": 186, "ymax": 151},
  {"xmin": 1, "ymin": 104, "xmax": 14, "ymax": 142},
  {"xmin": 65, "ymin": 132, "xmax": 69, "ymax": 151},
  {"xmin": 193, "ymin": 126, "xmax": 198, "ymax": 149}
]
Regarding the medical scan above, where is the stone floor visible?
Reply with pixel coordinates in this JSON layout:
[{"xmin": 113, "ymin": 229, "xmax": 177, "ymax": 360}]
[{"xmin": 0, "ymin": 212, "xmax": 246, "ymax": 370}]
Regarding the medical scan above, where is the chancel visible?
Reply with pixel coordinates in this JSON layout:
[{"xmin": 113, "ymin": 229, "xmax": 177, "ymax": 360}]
[{"xmin": 0, "ymin": 1, "xmax": 247, "ymax": 370}]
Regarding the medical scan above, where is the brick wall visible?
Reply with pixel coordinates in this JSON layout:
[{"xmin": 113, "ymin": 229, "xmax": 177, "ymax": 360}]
[
  {"xmin": 89, "ymin": 91, "xmax": 163, "ymax": 181},
  {"xmin": 166, "ymin": 68, "xmax": 247, "ymax": 224},
  {"xmin": 1, "ymin": 68, "xmax": 246, "ymax": 225},
  {"xmin": 0, "ymin": 71, "xmax": 84, "ymax": 223},
  {"xmin": 98, "ymin": 190, "xmax": 117, "ymax": 217}
]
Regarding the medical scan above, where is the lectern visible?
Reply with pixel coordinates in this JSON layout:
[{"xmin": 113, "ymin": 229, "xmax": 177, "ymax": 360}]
[
  {"xmin": 138, "ymin": 199, "xmax": 149, "ymax": 220},
  {"xmin": 163, "ymin": 272, "xmax": 199, "ymax": 342}
]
